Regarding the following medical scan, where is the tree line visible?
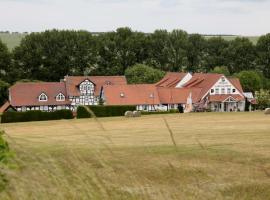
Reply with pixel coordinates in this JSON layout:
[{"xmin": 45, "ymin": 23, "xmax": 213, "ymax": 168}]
[{"xmin": 0, "ymin": 27, "xmax": 270, "ymax": 106}]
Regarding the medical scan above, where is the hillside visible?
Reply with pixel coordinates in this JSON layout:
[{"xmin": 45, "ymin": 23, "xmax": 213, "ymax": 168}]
[{"xmin": 0, "ymin": 32, "xmax": 260, "ymax": 51}]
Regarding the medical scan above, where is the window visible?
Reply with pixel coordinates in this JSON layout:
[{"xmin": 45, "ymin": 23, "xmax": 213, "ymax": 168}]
[
  {"xmin": 232, "ymin": 89, "xmax": 236, "ymax": 93},
  {"xmin": 211, "ymin": 89, "xmax": 214, "ymax": 94},
  {"xmin": 221, "ymin": 88, "xmax": 225, "ymax": 94},
  {"xmin": 221, "ymin": 77, "xmax": 225, "ymax": 82},
  {"xmin": 56, "ymin": 93, "xmax": 65, "ymax": 101},
  {"xmin": 120, "ymin": 93, "xmax": 125, "ymax": 98},
  {"xmin": 215, "ymin": 88, "xmax": 219, "ymax": 94},
  {"xmin": 227, "ymin": 88, "xmax": 231, "ymax": 94},
  {"xmin": 39, "ymin": 93, "xmax": 48, "ymax": 101}
]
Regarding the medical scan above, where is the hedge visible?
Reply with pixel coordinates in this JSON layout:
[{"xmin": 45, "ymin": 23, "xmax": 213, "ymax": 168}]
[
  {"xmin": 77, "ymin": 105, "xmax": 136, "ymax": 118},
  {"xmin": 76, "ymin": 106, "xmax": 92, "ymax": 118},
  {"xmin": 142, "ymin": 109, "xmax": 179, "ymax": 115},
  {"xmin": 1, "ymin": 110, "xmax": 74, "ymax": 123}
]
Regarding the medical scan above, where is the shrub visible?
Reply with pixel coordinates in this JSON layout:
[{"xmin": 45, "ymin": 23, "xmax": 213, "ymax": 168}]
[
  {"xmin": 77, "ymin": 105, "xmax": 136, "ymax": 118},
  {"xmin": 89, "ymin": 105, "xmax": 136, "ymax": 117},
  {"xmin": 142, "ymin": 110, "xmax": 179, "ymax": 115},
  {"xmin": 1, "ymin": 110, "xmax": 74, "ymax": 123},
  {"xmin": 77, "ymin": 106, "xmax": 92, "ymax": 119}
]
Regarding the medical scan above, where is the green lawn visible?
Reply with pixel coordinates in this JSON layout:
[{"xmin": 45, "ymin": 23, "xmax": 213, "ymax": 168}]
[{"xmin": 0, "ymin": 112, "xmax": 270, "ymax": 199}]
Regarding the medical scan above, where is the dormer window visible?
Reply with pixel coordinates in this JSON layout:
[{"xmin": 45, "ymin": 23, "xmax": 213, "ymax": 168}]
[
  {"xmin": 39, "ymin": 93, "xmax": 48, "ymax": 101},
  {"xmin": 79, "ymin": 80, "xmax": 94, "ymax": 95},
  {"xmin": 56, "ymin": 93, "xmax": 65, "ymax": 101},
  {"xmin": 120, "ymin": 92, "xmax": 125, "ymax": 98}
]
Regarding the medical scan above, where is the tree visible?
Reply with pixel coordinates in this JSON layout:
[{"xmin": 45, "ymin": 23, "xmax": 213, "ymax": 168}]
[
  {"xmin": 226, "ymin": 37, "xmax": 256, "ymax": 74},
  {"xmin": 0, "ymin": 80, "xmax": 9, "ymax": 105},
  {"xmin": 167, "ymin": 30, "xmax": 189, "ymax": 72},
  {"xmin": 125, "ymin": 64, "xmax": 165, "ymax": 84},
  {"xmin": 255, "ymin": 89, "xmax": 270, "ymax": 110},
  {"xmin": 205, "ymin": 37, "xmax": 230, "ymax": 71},
  {"xmin": 235, "ymin": 70, "xmax": 262, "ymax": 92},
  {"xmin": 257, "ymin": 33, "xmax": 270, "ymax": 78},
  {"xmin": 186, "ymin": 34, "xmax": 206, "ymax": 72},
  {"xmin": 210, "ymin": 66, "xmax": 230, "ymax": 76},
  {"xmin": 0, "ymin": 40, "xmax": 11, "ymax": 82},
  {"xmin": 94, "ymin": 27, "xmax": 149, "ymax": 75},
  {"xmin": 12, "ymin": 30, "xmax": 97, "ymax": 81}
]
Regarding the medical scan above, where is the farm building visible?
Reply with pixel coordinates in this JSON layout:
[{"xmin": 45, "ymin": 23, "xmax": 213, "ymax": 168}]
[{"xmin": 0, "ymin": 72, "xmax": 248, "ymax": 113}]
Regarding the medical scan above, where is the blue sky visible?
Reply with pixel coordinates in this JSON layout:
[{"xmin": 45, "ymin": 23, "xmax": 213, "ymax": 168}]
[{"xmin": 1, "ymin": 0, "xmax": 270, "ymax": 35}]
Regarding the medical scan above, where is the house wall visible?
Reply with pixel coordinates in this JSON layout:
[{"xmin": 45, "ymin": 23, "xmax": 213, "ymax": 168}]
[
  {"xmin": 209, "ymin": 77, "xmax": 241, "ymax": 96},
  {"xmin": 70, "ymin": 80, "xmax": 99, "ymax": 107}
]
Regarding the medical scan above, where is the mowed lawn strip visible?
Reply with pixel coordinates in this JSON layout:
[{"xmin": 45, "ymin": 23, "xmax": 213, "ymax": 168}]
[{"xmin": 0, "ymin": 112, "xmax": 270, "ymax": 200}]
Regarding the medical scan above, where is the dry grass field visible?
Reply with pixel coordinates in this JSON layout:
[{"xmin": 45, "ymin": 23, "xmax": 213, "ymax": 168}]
[{"xmin": 0, "ymin": 112, "xmax": 270, "ymax": 200}]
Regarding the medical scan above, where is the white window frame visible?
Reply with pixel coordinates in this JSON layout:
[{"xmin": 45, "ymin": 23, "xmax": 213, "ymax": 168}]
[
  {"xmin": 56, "ymin": 93, "xmax": 65, "ymax": 101},
  {"xmin": 39, "ymin": 93, "xmax": 48, "ymax": 102}
]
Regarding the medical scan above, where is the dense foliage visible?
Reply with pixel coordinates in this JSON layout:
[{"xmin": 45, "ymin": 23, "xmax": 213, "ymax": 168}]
[
  {"xmin": 0, "ymin": 80, "xmax": 9, "ymax": 105},
  {"xmin": 76, "ymin": 106, "xmax": 92, "ymax": 118},
  {"xmin": 1, "ymin": 110, "xmax": 74, "ymax": 123},
  {"xmin": 77, "ymin": 105, "xmax": 136, "ymax": 118},
  {"xmin": 125, "ymin": 64, "xmax": 165, "ymax": 84}
]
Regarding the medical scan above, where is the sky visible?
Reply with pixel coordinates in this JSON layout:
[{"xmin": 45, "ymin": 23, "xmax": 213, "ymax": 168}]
[{"xmin": 0, "ymin": 0, "xmax": 270, "ymax": 35}]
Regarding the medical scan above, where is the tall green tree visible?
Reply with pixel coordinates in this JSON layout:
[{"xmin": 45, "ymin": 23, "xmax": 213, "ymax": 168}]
[
  {"xmin": 94, "ymin": 27, "xmax": 149, "ymax": 75},
  {"xmin": 125, "ymin": 64, "xmax": 165, "ymax": 84},
  {"xmin": 0, "ymin": 80, "xmax": 9, "ymax": 105},
  {"xmin": 12, "ymin": 30, "xmax": 97, "ymax": 81},
  {"xmin": 256, "ymin": 33, "xmax": 270, "ymax": 78},
  {"xmin": 235, "ymin": 70, "xmax": 262, "ymax": 92},
  {"xmin": 226, "ymin": 37, "xmax": 256, "ymax": 73},
  {"xmin": 205, "ymin": 37, "xmax": 230, "ymax": 71},
  {"xmin": 167, "ymin": 30, "xmax": 189, "ymax": 72},
  {"xmin": 0, "ymin": 40, "xmax": 11, "ymax": 82},
  {"xmin": 186, "ymin": 34, "xmax": 206, "ymax": 72},
  {"xmin": 147, "ymin": 30, "xmax": 170, "ymax": 71}
]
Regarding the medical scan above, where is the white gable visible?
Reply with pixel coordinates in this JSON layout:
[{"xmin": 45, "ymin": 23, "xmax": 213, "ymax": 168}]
[
  {"xmin": 209, "ymin": 76, "xmax": 242, "ymax": 96},
  {"xmin": 175, "ymin": 73, "xmax": 193, "ymax": 88},
  {"xmin": 79, "ymin": 80, "xmax": 94, "ymax": 95}
]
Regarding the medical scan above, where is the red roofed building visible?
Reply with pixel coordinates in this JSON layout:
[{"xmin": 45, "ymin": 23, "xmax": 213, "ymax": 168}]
[
  {"xmin": 1, "ymin": 76, "xmax": 127, "ymax": 112},
  {"xmin": 1, "ymin": 72, "xmax": 246, "ymax": 113}
]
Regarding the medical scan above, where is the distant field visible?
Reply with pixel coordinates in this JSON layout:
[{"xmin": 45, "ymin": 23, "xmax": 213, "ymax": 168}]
[
  {"xmin": 0, "ymin": 33, "xmax": 27, "ymax": 50},
  {"xmin": 0, "ymin": 32, "xmax": 260, "ymax": 51},
  {"xmin": 1, "ymin": 112, "xmax": 270, "ymax": 200},
  {"xmin": 204, "ymin": 35, "xmax": 259, "ymax": 44}
]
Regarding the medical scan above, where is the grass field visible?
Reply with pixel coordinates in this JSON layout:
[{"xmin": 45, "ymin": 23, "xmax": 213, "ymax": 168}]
[
  {"xmin": 0, "ymin": 112, "xmax": 270, "ymax": 199},
  {"xmin": 0, "ymin": 32, "xmax": 260, "ymax": 51},
  {"xmin": 0, "ymin": 33, "xmax": 27, "ymax": 50}
]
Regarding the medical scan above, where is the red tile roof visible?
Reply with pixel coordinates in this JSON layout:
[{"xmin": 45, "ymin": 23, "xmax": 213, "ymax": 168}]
[
  {"xmin": 183, "ymin": 73, "xmax": 223, "ymax": 100},
  {"xmin": 157, "ymin": 87, "xmax": 202, "ymax": 104},
  {"xmin": 155, "ymin": 72, "xmax": 187, "ymax": 88},
  {"xmin": 209, "ymin": 94, "xmax": 244, "ymax": 102},
  {"xmin": 228, "ymin": 78, "xmax": 244, "ymax": 93},
  {"xmin": 65, "ymin": 76, "xmax": 127, "ymax": 97},
  {"xmin": 9, "ymin": 82, "xmax": 70, "ymax": 107},
  {"xmin": 103, "ymin": 84, "xmax": 160, "ymax": 105}
]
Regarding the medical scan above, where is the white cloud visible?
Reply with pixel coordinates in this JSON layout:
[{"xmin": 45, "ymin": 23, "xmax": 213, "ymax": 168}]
[{"xmin": 0, "ymin": 0, "xmax": 269, "ymax": 35}]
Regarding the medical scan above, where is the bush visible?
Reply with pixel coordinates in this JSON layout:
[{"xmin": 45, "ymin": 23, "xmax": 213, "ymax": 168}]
[
  {"xmin": 142, "ymin": 110, "xmax": 179, "ymax": 115},
  {"xmin": 77, "ymin": 105, "xmax": 136, "ymax": 118},
  {"xmin": 77, "ymin": 106, "xmax": 92, "ymax": 119},
  {"xmin": 1, "ymin": 110, "xmax": 74, "ymax": 123}
]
